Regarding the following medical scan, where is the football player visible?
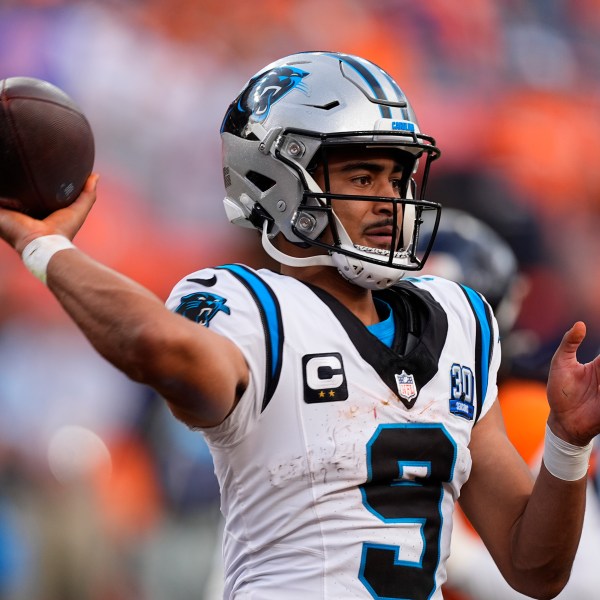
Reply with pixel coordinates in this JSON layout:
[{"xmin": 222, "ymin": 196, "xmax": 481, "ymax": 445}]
[{"xmin": 0, "ymin": 51, "xmax": 599, "ymax": 600}]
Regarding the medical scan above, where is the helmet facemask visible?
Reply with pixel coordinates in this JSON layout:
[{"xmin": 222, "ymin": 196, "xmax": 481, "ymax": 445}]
[{"xmin": 265, "ymin": 130, "xmax": 442, "ymax": 289}]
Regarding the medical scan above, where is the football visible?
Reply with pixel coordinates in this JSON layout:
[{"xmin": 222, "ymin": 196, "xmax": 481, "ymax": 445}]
[{"xmin": 0, "ymin": 77, "xmax": 95, "ymax": 218}]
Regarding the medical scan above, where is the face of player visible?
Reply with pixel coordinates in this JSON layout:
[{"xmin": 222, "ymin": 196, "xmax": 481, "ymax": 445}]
[{"xmin": 312, "ymin": 148, "xmax": 405, "ymax": 251}]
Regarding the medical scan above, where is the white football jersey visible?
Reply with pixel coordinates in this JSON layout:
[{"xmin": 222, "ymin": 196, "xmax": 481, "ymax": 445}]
[{"xmin": 166, "ymin": 267, "xmax": 500, "ymax": 600}]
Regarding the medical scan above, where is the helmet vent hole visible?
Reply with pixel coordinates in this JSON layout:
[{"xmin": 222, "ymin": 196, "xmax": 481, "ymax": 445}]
[{"xmin": 246, "ymin": 171, "xmax": 276, "ymax": 192}]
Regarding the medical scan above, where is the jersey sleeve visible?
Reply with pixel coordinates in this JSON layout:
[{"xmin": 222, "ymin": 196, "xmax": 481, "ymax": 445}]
[
  {"xmin": 165, "ymin": 265, "xmax": 270, "ymax": 444},
  {"xmin": 410, "ymin": 275, "xmax": 501, "ymax": 424},
  {"xmin": 459, "ymin": 284, "xmax": 501, "ymax": 423},
  {"xmin": 481, "ymin": 309, "xmax": 501, "ymax": 421}
]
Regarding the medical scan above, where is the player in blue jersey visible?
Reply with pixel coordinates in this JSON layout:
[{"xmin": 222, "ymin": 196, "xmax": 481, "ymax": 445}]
[{"xmin": 0, "ymin": 52, "xmax": 599, "ymax": 599}]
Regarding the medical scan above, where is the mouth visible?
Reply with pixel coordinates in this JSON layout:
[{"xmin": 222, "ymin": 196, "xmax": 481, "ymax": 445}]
[
  {"xmin": 353, "ymin": 244, "xmax": 410, "ymax": 260},
  {"xmin": 362, "ymin": 225, "xmax": 398, "ymax": 250}
]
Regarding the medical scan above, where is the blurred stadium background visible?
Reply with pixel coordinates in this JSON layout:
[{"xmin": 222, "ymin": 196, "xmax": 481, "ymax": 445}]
[{"xmin": 0, "ymin": 1, "xmax": 599, "ymax": 599}]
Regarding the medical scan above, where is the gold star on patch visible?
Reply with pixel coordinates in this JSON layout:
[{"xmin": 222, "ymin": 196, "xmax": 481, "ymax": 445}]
[
  {"xmin": 319, "ymin": 391, "xmax": 325, "ymax": 398},
  {"xmin": 329, "ymin": 390, "xmax": 335, "ymax": 397}
]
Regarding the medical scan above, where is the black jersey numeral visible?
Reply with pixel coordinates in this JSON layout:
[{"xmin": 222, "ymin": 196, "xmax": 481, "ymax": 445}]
[{"xmin": 359, "ymin": 424, "xmax": 456, "ymax": 599}]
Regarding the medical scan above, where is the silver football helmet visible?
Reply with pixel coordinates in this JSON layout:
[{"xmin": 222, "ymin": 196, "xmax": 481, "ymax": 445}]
[{"xmin": 220, "ymin": 51, "xmax": 441, "ymax": 289}]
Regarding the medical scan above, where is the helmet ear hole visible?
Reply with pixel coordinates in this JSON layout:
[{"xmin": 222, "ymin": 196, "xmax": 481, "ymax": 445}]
[{"xmin": 246, "ymin": 171, "xmax": 276, "ymax": 192}]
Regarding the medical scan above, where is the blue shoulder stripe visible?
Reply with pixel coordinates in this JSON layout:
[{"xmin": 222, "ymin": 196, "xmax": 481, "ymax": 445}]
[
  {"xmin": 217, "ymin": 265, "xmax": 283, "ymax": 412},
  {"xmin": 459, "ymin": 285, "xmax": 494, "ymax": 422}
]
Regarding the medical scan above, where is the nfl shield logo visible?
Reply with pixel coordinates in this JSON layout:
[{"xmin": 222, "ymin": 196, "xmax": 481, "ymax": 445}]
[{"xmin": 395, "ymin": 371, "xmax": 418, "ymax": 403}]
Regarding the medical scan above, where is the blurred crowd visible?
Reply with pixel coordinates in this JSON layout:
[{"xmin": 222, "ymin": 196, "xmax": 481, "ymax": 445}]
[{"xmin": 0, "ymin": 1, "xmax": 599, "ymax": 598}]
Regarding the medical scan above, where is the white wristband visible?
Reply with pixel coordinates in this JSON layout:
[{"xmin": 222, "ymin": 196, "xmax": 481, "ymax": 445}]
[
  {"xmin": 21, "ymin": 235, "xmax": 75, "ymax": 284},
  {"xmin": 543, "ymin": 424, "xmax": 593, "ymax": 481}
]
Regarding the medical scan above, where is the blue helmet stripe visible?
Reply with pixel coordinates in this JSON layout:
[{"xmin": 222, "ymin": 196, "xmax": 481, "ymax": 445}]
[
  {"xmin": 376, "ymin": 69, "xmax": 410, "ymax": 121},
  {"xmin": 324, "ymin": 52, "xmax": 391, "ymax": 118}
]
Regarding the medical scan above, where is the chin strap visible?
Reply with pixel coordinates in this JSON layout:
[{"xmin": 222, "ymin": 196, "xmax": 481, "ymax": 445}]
[
  {"xmin": 261, "ymin": 221, "xmax": 335, "ymax": 268},
  {"xmin": 261, "ymin": 222, "xmax": 405, "ymax": 290},
  {"xmin": 331, "ymin": 252, "xmax": 405, "ymax": 290},
  {"xmin": 329, "ymin": 213, "xmax": 407, "ymax": 289}
]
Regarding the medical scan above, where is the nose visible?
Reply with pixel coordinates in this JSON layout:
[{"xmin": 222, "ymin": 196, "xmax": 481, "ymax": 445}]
[
  {"xmin": 374, "ymin": 177, "xmax": 400, "ymax": 198},
  {"xmin": 372, "ymin": 198, "xmax": 394, "ymax": 217},
  {"xmin": 372, "ymin": 185, "xmax": 402, "ymax": 215}
]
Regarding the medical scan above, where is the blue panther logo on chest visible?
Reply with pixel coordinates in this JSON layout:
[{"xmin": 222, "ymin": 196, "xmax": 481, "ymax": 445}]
[
  {"xmin": 175, "ymin": 292, "xmax": 231, "ymax": 327},
  {"xmin": 244, "ymin": 66, "xmax": 310, "ymax": 122}
]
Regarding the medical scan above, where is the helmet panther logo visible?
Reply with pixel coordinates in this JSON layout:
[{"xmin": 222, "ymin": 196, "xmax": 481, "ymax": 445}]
[
  {"xmin": 246, "ymin": 66, "xmax": 310, "ymax": 122},
  {"xmin": 175, "ymin": 292, "xmax": 231, "ymax": 327}
]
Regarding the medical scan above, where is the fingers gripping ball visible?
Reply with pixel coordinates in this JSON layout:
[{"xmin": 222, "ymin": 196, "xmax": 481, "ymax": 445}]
[{"xmin": 0, "ymin": 77, "xmax": 95, "ymax": 218}]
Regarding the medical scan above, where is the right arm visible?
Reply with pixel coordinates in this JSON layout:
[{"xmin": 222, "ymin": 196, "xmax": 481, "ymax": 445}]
[
  {"xmin": 0, "ymin": 176, "xmax": 248, "ymax": 428},
  {"xmin": 47, "ymin": 249, "xmax": 248, "ymax": 427}
]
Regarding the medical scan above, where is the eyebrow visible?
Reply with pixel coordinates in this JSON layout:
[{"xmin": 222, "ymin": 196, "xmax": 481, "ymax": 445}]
[{"xmin": 337, "ymin": 161, "xmax": 404, "ymax": 174}]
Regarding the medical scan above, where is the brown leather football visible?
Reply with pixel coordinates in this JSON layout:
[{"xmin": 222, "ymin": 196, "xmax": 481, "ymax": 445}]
[{"xmin": 0, "ymin": 77, "xmax": 95, "ymax": 218}]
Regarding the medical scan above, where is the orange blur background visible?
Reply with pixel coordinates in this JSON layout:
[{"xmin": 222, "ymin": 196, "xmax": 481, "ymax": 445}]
[{"xmin": 0, "ymin": 1, "xmax": 599, "ymax": 599}]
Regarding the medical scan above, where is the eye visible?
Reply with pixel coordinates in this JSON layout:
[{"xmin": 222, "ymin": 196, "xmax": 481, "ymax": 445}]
[
  {"xmin": 351, "ymin": 175, "xmax": 372, "ymax": 187},
  {"xmin": 390, "ymin": 178, "xmax": 405, "ymax": 194}
]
